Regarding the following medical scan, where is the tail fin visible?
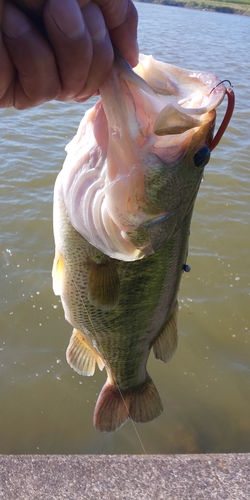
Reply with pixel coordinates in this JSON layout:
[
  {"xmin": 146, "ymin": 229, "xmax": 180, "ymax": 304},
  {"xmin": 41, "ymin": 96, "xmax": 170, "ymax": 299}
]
[
  {"xmin": 129, "ymin": 376, "xmax": 163, "ymax": 424},
  {"xmin": 93, "ymin": 375, "xmax": 163, "ymax": 432},
  {"xmin": 93, "ymin": 383, "xmax": 130, "ymax": 432}
]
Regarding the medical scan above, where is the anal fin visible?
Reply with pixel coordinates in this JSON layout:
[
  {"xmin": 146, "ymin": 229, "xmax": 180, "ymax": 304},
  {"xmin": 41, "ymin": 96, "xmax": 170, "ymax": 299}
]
[
  {"xmin": 153, "ymin": 301, "xmax": 178, "ymax": 363},
  {"xmin": 66, "ymin": 329, "xmax": 104, "ymax": 376}
]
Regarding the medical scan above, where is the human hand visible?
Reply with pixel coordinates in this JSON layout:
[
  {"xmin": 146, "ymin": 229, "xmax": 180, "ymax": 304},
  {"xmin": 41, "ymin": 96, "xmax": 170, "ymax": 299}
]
[{"xmin": 0, "ymin": 0, "xmax": 138, "ymax": 109}]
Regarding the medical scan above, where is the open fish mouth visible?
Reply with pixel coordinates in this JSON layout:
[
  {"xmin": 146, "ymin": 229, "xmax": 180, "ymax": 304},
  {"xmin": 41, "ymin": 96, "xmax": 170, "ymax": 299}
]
[
  {"xmin": 116, "ymin": 53, "xmax": 234, "ymax": 152},
  {"xmin": 60, "ymin": 53, "xmax": 234, "ymax": 262}
]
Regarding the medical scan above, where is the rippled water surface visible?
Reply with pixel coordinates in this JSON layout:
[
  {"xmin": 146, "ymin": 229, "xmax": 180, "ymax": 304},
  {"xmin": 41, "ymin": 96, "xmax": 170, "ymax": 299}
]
[{"xmin": 0, "ymin": 4, "xmax": 249, "ymax": 454}]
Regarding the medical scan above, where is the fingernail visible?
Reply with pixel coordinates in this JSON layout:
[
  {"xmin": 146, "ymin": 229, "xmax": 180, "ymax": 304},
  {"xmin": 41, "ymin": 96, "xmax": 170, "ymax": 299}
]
[
  {"xmin": 49, "ymin": 0, "xmax": 85, "ymax": 38},
  {"xmin": 2, "ymin": 4, "xmax": 31, "ymax": 38},
  {"xmin": 82, "ymin": 3, "xmax": 107, "ymax": 42}
]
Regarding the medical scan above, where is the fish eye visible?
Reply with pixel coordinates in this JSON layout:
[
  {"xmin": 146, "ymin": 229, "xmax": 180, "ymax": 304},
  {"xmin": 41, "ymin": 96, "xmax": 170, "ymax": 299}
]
[{"xmin": 193, "ymin": 145, "xmax": 210, "ymax": 169}]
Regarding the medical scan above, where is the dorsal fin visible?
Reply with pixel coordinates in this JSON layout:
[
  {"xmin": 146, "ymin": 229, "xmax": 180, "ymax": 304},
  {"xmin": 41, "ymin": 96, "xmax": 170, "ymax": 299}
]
[
  {"xmin": 66, "ymin": 329, "xmax": 104, "ymax": 376},
  {"xmin": 153, "ymin": 301, "xmax": 178, "ymax": 363},
  {"xmin": 87, "ymin": 257, "xmax": 120, "ymax": 310}
]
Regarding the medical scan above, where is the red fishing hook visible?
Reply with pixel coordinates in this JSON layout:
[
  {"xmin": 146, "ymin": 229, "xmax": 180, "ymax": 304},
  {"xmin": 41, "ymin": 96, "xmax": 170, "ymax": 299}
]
[{"xmin": 210, "ymin": 85, "xmax": 235, "ymax": 151}]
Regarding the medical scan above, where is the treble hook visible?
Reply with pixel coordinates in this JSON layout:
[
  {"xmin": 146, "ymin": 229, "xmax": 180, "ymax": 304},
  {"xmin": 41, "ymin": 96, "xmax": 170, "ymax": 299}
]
[{"xmin": 210, "ymin": 80, "xmax": 235, "ymax": 151}]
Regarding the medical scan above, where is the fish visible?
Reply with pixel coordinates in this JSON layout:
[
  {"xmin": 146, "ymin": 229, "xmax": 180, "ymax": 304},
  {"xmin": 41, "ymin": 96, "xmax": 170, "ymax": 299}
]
[{"xmin": 52, "ymin": 53, "xmax": 234, "ymax": 432}]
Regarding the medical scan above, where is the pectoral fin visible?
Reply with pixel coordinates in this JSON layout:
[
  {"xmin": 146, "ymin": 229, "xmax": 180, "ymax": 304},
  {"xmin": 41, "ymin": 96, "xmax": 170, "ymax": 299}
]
[
  {"xmin": 87, "ymin": 257, "xmax": 120, "ymax": 310},
  {"xmin": 52, "ymin": 251, "xmax": 65, "ymax": 296},
  {"xmin": 66, "ymin": 329, "xmax": 104, "ymax": 376},
  {"xmin": 153, "ymin": 301, "xmax": 178, "ymax": 362}
]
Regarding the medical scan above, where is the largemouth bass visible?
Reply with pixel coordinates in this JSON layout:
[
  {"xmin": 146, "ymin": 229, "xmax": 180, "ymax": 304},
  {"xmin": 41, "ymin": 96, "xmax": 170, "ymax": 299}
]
[{"xmin": 53, "ymin": 54, "xmax": 234, "ymax": 432}]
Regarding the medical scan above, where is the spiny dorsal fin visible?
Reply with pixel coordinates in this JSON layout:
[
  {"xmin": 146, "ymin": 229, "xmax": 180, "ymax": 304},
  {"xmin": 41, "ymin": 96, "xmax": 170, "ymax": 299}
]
[
  {"xmin": 66, "ymin": 329, "xmax": 104, "ymax": 376},
  {"xmin": 87, "ymin": 257, "xmax": 120, "ymax": 310},
  {"xmin": 153, "ymin": 301, "xmax": 179, "ymax": 363}
]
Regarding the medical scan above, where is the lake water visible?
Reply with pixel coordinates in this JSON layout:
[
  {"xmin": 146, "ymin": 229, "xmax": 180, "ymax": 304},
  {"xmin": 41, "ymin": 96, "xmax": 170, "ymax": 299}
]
[{"xmin": 0, "ymin": 3, "xmax": 249, "ymax": 454}]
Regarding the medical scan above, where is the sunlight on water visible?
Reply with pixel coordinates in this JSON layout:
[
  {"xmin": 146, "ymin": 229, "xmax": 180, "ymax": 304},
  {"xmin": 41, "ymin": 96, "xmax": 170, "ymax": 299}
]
[{"xmin": 0, "ymin": 4, "xmax": 249, "ymax": 454}]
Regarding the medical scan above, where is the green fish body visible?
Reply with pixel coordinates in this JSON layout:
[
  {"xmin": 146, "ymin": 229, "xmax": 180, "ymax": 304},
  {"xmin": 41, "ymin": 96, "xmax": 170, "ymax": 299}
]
[{"xmin": 53, "ymin": 54, "xmax": 230, "ymax": 431}]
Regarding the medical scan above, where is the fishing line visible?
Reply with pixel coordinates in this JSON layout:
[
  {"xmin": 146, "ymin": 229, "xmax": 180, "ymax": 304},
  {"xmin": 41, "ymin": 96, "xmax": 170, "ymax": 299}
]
[
  {"xmin": 209, "ymin": 79, "xmax": 232, "ymax": 94},
  {"xmin": 67, "ymin": 263, "xmax": 148, "ymax": 455}
]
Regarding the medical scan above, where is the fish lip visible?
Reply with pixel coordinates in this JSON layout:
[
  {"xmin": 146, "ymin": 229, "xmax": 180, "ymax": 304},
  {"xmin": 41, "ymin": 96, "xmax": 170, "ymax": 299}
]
[
  {"xmin": 114, "ymin": 49, "xmax": 158, "ymax": 99},
  {"xmin": 135, "ymin": 53, "xmax": 227, "ymax": 114}
]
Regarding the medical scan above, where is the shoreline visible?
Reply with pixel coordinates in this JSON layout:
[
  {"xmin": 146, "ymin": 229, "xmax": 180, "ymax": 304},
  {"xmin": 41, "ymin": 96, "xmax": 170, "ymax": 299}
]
[{"xmin": 135, "ymin": 0, "xmax": 250, "ymax": 16}]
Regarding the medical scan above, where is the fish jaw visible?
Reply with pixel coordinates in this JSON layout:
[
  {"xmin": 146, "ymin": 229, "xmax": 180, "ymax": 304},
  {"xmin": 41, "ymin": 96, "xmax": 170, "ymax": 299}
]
[{"xmin": 60, "ymin": 54, "xmax": 226, "ymax": 262}]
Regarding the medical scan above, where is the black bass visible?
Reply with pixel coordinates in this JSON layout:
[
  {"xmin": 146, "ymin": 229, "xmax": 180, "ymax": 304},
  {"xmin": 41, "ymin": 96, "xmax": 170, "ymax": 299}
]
[{"xmin": 53, "ymin": 54, "xmax": 234, "ymax": 432}]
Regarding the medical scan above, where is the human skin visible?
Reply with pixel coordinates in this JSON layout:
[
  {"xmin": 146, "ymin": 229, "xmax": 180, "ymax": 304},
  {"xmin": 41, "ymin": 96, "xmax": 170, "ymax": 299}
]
[{"xmin": 0, "ymin": 0, "xmax": 138, "ymax": 108}]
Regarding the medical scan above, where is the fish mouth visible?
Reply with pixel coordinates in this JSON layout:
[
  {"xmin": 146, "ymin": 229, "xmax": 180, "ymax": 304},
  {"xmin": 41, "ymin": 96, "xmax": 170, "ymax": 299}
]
[
  {"xmin": 112, "ymin": 52, "xmax": 227, "ymax": 138},
  {"xmin": 98, "ymin": 52, "xmax": 229, "ymax": 182},
  {"xmin": 61, "ymin": 53, "xmax": 234, "ymax": 262}
]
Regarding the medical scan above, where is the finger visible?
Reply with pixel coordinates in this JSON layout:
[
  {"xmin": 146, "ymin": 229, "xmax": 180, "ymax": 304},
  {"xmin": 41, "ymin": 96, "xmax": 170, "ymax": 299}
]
[
  {"xmin": 10, "ymin": 0, "xmax": 45, "ymax": 11},
  {"xmin": 93, "ymin": 0, "xmax": 139, "ymax": 67},
  {"xmin": 0, "ymin": 6, "xmax": 16, "ymax": 107},
  {"xmin": 2, "ymin": 3, "xmax": 61, "ymax": 109},
  {"xmin": 74, "ymin": 2, "xmax": 113, "ymax": 101},
  {"xmin": 109, "ymin": 2, "xmax": 138, "ymax": 67},
  {"xmin": 43, "ymin": 0, "xmax": 94, "ymax": 101}
]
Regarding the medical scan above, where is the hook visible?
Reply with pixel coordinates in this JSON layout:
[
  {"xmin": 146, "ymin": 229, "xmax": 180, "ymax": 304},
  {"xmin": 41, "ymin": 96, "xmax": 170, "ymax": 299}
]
[{"xmin": 210, "ymin": 84, "xmax": 235, "ymax": 152}]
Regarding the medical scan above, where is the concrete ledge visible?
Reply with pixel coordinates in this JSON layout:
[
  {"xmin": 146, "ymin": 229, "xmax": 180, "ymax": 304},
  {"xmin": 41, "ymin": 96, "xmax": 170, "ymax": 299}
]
[{"xmin": 0, "ymin": 454, "xmax": 249, "ymax": 499}]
